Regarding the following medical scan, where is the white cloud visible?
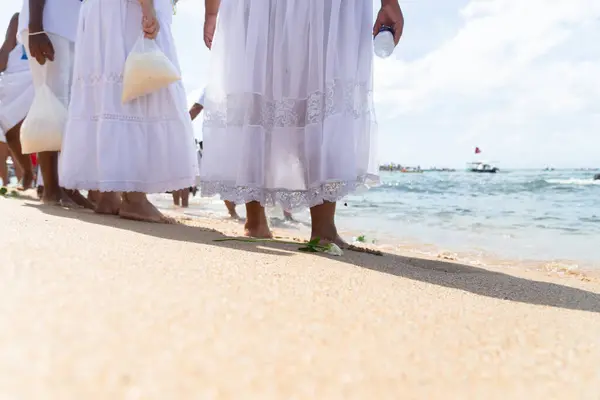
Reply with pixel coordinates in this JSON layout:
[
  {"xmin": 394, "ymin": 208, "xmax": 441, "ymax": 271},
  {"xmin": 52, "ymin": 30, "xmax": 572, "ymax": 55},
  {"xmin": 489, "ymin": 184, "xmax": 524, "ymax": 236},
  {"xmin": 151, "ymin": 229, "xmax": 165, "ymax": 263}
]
[
  {"xmin": 375, "ymin": 0, "xmax": 600, "ymax": 167},
  {"xmin": 1, "ymin": 0, "xmax": 598, "ymax": 167}
]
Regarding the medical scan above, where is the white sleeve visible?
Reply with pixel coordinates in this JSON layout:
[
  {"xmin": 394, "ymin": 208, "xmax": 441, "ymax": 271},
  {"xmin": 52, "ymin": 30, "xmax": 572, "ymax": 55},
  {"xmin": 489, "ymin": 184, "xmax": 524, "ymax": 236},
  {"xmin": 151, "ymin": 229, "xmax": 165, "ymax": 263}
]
[{"xmin": 197, "ymin": 89, "xmax": 206, "ymax": 106}]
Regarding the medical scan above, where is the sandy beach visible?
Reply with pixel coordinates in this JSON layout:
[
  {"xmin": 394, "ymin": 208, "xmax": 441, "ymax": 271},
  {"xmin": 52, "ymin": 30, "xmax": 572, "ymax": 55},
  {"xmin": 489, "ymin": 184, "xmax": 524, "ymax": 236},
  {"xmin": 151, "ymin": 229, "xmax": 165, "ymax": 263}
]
[{"xmin": 1, "ymin": 194, "xmax": 600, "ymax": 399}]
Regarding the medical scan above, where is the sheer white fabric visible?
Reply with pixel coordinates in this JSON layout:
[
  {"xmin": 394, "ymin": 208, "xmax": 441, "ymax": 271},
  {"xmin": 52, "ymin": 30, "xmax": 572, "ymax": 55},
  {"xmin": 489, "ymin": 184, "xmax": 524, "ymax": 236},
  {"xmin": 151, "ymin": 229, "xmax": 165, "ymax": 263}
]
[
  {"xmin": 0, "ymin": 47, "xmax": 34, "ymax": 137},
  {"xmin": 59, "ymin": 0, "xmax": 198, "ymax": 193},
  {"xmin": 199, "ymin": 0, "xmax": 379, "ymax": 210}
]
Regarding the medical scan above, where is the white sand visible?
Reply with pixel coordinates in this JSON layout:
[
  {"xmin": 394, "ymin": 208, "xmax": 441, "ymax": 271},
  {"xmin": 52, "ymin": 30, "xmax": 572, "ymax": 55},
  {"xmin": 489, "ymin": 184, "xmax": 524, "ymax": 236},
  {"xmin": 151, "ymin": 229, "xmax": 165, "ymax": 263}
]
[{"xmin": 1, "ymin": 196, "xmax": 599, "ymax": 399}]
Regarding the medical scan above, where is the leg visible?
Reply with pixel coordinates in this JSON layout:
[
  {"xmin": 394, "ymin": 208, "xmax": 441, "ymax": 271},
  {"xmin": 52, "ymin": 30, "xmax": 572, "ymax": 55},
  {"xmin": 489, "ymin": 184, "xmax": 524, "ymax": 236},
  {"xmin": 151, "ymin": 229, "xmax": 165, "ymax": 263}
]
[
  {"xmin": 0, "ymin": 142, "xmax": 8, "ymax": 186},
  {"xmin": 172, "ymin": 190, "xmax": 181, "ymax": 206},
  {"xmin": 36, "ymin": 164, "xmax": 44, "ymax": 199},
  {"xmin": 94, "ymin": 192, "xmax": 121, "ymax": 215},
  {"xmin": 14, "ymin": 160, "xmax": 23, "ymax": 183},
  {"xmin": 5, "ymin": 122, "xmax": 33, "ymax": 190},
  {"xmin": 309, "ymin": 201, "xmax": 347, "ymax": 247},
  {"xmin": 87, "ymin": 190, "xmax": 100, "ymax": 206},
  {"xmin": 64, "ymin": 189, "xmax": 95, "ymax": 209},
  {"xmin": 244, "ymin": 201, "xmax": 272, "ymax": 238},
  {"xmin": 119, "ymin": 192, "xmax": 170, "ymax": 223},
  {"xmin": 181, "ymin": 187, "xmax": 190, "ymax": 208},
  {"xmin": 284, "ymin": 210, "xmax": 294, "ymax": 221},
  {"xmin": 224, "ymin": 200, "xmax": 239, "ymax": 219},
  {"xmin": 37, "ymin": 151, "xmax": 76, "ymax": 206}
]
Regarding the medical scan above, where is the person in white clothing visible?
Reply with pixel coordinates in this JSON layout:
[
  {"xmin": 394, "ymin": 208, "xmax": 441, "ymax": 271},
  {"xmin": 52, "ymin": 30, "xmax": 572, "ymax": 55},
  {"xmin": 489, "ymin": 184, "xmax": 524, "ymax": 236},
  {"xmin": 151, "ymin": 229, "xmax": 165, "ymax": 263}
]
[
  {"xmin": 0, "ymin": 13, "xmax": 34, "ymax": 188},
  {"xmin": 187, "ymin": 89, "xmax": 239, "ymax": 218},
  {"xmin": 19, "ymin": 0, "xmax": 92, "ymax": 208},
  {"xmin": 200, "ymin": 0, "xmax": 403, "ymax": 242},
  {"xmin": 59, "ymin": 0, "xmax": 198, "ymax": 222}
]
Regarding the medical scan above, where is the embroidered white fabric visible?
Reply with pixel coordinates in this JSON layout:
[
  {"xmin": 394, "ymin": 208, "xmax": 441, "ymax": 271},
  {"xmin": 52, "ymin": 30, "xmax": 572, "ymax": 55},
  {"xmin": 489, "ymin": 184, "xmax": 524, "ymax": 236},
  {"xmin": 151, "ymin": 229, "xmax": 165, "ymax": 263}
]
[
  {"xmin": 198, "ymin": 0, "xmax": 380, "ymax": 209},
  {"xmin": 204, "ymin": 80, "xmax": 373, "ymax": 129},
  {"xmin": 59, "ymin": 0, "xmax": 198, "ymax": 193}
]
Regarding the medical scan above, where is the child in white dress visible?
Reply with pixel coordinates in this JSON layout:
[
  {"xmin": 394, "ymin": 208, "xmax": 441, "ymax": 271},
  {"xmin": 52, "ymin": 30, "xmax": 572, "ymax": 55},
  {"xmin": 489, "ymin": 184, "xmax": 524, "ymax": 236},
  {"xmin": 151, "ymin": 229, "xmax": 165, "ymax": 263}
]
[{"xmin": 59, "ymin": 0, "xmax": 198, "ymax": 222}]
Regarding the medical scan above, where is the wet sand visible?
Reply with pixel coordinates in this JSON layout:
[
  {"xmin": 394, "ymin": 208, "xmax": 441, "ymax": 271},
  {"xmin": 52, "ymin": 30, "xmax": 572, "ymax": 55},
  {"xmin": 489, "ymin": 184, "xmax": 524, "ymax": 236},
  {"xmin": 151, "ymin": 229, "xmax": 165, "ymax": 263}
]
[{"xmin": 1, "ymin": 196, "xmax": 600, "ymax": 399}]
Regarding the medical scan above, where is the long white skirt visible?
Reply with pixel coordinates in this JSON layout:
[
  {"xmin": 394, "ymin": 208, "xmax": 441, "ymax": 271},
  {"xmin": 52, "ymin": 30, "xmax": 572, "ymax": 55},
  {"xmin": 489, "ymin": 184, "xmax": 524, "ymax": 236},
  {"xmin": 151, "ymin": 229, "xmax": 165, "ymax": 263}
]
[
  {"xmin": 59, "ymin": 0, "xmax": 198, "ymax": 193},
  {"xmin": 0, "ymin": 70, "xmax": 34, "ymax": 140},
  {"xmin": 199, "ymin": 0, "xmax": 379, "ymax": 210}
]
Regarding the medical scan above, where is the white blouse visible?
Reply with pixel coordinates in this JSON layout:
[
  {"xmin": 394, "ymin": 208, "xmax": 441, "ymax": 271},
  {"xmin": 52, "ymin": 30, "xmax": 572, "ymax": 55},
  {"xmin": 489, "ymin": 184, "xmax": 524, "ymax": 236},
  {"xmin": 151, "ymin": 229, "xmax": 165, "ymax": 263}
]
[{"xmin": 18, "ymin": 0, "xmax": 83, "ymax": 42}]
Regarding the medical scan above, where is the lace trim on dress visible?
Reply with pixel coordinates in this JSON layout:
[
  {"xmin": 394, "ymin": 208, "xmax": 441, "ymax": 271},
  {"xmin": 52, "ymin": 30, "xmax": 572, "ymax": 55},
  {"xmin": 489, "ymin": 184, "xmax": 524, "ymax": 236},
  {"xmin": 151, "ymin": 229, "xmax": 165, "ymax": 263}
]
[
  {"xmin": 200, "ymin": 174, "xmax": 380, "ymax": 210},
  {"xmin": 70, "ymin": 113, "xmax": 183, "ymax": 123},
  {"xmin": 204, "ymin": 79, "xmax": 374, "ymax": 129}
]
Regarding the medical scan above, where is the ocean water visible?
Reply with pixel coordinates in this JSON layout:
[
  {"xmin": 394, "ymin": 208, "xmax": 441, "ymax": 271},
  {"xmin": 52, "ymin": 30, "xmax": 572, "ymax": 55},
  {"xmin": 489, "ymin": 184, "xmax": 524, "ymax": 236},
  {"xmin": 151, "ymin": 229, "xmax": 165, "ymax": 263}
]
[{"xmin": 155, "ymin": 169, "xmax": 600, "ymax": 269}]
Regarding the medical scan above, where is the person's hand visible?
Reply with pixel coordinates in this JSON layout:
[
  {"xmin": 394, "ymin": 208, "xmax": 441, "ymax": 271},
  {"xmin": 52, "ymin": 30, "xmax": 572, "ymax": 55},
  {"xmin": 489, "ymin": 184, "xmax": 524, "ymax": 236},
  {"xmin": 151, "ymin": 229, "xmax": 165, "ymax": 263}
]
[
  {"xmin": 28, "ymin": 32, "xmax": 55, "ymax": 65},
  {"xmin": 204, "ymin": 13, "xmax": 217, "ymax": 49},
  {"xmin": 373, "ymin": 0, "xmax": 404, "ymax": 45},
  {"xmin": 141, "ymin": 3, "xmax": 159, "ymax": 39}
]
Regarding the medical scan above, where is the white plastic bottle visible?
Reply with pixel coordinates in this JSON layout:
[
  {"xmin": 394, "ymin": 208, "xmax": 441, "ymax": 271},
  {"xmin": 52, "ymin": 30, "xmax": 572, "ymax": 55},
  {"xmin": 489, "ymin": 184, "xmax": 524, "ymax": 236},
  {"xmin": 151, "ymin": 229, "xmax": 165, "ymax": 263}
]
[{"xmin": 373, "ymin": 26, "xmax": 395, "ymax": 58}]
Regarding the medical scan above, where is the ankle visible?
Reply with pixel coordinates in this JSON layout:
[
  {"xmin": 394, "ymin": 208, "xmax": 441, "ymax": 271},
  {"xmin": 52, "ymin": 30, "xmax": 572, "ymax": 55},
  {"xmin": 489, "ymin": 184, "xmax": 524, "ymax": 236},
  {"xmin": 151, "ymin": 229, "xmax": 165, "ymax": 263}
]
[{"xmin": 122, "ymin": 192, "xmax": 147, "ymax": 204}]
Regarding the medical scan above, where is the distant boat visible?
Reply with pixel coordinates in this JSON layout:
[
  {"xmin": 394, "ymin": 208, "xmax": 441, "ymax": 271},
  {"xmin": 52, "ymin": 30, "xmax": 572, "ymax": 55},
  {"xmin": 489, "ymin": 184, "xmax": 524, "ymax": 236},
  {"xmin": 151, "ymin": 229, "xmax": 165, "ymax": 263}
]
[
  {"xmin": 469, "ymin": 146, "xmax": 498, "ymax": 173},
  {"xmin": 378, "ymin": 164, "xmax": 423, "ymax": 173},
  {"xmin": 400, "ymin": 167, "xmax": 423, "ymax": 173},
  {"xmin": 544, "ymin": 167, "xmax": 555, "ymax": 171},
  {"xmin": 467, "ymin": 161, "xmax": 499, "ymax": 173},
  {"xmin": 425, "ymin": 167, "xmax": 456, "ymax": 172}
]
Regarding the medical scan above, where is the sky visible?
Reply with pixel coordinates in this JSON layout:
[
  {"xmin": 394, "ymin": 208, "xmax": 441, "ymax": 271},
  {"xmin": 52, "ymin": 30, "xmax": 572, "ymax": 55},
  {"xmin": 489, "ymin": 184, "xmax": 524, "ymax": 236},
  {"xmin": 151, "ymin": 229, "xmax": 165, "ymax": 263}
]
[{"xmin": 1, "ymin": 0, "xmax": 598, "ymax": 168}]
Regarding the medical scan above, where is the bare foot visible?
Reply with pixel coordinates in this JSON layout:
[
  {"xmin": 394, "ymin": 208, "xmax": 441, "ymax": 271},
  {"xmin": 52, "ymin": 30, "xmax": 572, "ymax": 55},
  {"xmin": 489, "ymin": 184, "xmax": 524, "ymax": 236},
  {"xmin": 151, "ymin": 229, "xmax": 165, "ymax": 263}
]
[
  {"xmin": 95, "ymin": 192, "xmax": 121, "ymax": 215},
  {"xmin": 17, "ymin": 169, "xmax": 34, "ymax": 191},
  {"xmin": 65, "ymin": 189, "xmax": 95, "ymax": 210},
  {"xmin": 42, "ymin": 188, "xmax": 79, "ymax": 208},
  {"xmin": 119, "ymin": 194, "xmax": 171, "ymax": 223},
  {"xmin": 87, "ymin": 190, "xmax": 100, "ymax": 207},
  {"xmin": 224, "ymin": 200, "xmax": 239, "ymax": 219},
  {"xmin": 311, "ymin": 227, "xmax": 348, "ymax": 248},
  {"xmin": 312, "ymin": 234, "xmax": 348, "ymax": 249},
  {"xmin": 244, "ymin": 221, "xmax": 273, "ymax": 239}
]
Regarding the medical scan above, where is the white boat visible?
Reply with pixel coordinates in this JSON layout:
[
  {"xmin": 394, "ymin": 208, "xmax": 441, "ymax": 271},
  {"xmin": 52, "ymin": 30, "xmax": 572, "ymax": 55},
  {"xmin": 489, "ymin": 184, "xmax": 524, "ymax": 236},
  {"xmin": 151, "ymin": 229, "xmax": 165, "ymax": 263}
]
[{"xmin": 467, "ymin": 161, "xmax": 499, "ymax": 173}]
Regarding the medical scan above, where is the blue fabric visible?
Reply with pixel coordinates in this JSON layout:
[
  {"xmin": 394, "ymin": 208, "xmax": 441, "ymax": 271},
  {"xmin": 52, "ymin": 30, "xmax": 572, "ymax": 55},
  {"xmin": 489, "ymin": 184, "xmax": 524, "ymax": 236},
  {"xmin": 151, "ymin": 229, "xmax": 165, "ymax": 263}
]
[{"xmin": 21, "ymin": 45, "xmax": 28, "ymax": 60}]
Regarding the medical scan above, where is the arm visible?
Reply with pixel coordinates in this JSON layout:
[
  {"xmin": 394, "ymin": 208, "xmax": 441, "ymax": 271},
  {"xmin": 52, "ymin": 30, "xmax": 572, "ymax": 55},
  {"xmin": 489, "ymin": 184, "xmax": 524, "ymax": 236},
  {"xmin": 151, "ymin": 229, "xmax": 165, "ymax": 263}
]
[
  {"xmin": 29, "ymin": 0, "xmax": 45, "ymax": 33},
  {"xmin": 139, "ymin": 0, "xmax": 154, "ymax": 8},
  {"xmin": 28, "ymin": 0, "xmax": 56, "ymax": 64},
  {"xmin": 0, "ymin": 14, "xmax": 19, "ymax": 73},
  {"xmin": 189, "ymin": 103, "xmax": 204, "ymax": 121},
  {"xmin": 139, "ymin": 0, "xmax": 159, "ymax": 39},
  {"xmin": 205, "ymin": 0, "xmax": 221, "ymax": 16},
  {"xmin": 204, "ymin": 0, "xmax": 220, "ymax": 49}
]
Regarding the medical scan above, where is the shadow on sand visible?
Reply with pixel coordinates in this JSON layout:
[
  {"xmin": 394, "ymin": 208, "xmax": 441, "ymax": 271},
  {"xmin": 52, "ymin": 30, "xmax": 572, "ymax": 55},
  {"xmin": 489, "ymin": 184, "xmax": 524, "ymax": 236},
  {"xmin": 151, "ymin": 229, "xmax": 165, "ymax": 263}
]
[{"xmin": 24, "ymin": 202, "xmax": 600, "ymax": 314}]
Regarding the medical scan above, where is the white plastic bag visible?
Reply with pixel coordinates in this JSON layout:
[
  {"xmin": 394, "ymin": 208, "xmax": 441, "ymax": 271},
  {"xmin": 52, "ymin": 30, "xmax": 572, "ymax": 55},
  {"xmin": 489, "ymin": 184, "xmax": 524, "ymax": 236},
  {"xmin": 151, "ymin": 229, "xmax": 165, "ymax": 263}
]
[
  {"xmin": 20, "ymin": 66, "xmax": 67, "ymax": 154},
  {"xmin": 122, "ymin": 34, "xmax": 181, "ymax": 103}
]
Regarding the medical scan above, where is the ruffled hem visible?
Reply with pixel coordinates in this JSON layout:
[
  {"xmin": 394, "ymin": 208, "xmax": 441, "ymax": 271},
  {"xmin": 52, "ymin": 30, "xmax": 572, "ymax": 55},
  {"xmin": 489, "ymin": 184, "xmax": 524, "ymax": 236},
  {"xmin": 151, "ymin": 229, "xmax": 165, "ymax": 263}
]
[
  {"xmin": 61, "ymin": 176, "xmax": 197, "ymax": 194},
  {"xmin": 199, "ymin": 174, "xmax": 379, "ymax": 210}
]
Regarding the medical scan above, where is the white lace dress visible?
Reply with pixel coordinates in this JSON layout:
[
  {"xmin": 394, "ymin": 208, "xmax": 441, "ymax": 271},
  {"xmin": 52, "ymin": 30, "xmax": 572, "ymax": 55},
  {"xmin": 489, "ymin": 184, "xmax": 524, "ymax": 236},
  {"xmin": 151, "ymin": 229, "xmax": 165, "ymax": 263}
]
[
  {"xmin": 59, "ymin": 0, "xmax": 198, "ymax": 193},
  {"xmin": 199, "ymin": 0, "xmax": 379, "ymax": 210}
]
